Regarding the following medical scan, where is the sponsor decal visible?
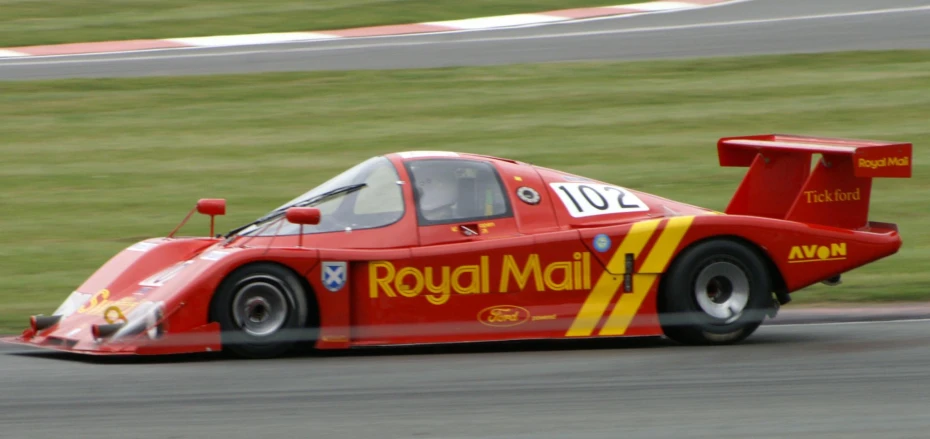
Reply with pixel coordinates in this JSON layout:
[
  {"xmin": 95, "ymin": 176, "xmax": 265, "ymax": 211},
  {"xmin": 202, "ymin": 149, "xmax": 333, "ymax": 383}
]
[
  {"xmin": 369, "ymin": 252, "xmax": 592, "ymax": 305},
  {"xmin": 139, "ymin": 261, "xmax": 193, "ymax": 287},
  {"xmin": 478, "ymin": 305, "xmax": 531, "ymax": 327},
  {"xmin": 52, "ymin": 291, "xmax": 92, "ymax": 317},
  {"xmin": 593, "ymin": 234, "xmax": 612, "ymax": 253},
  {"xmin": 76, "ymin": 289, "xmax": 141, "ymax": 317},
  {"xmin": 127, "ymin": 242, "xmax": 158, "ymax": 252},
  {"xmin": 788, "ymin": 243, "xmax": 847, "ymax": 263},
  {"xmin": 516, "ymin": 187, "xmax": 541, "ymax": 205},
  {"xmin": 858, "ymin": 156, "xmax": 909, "ymax": 170},
  {"xmin": 77, "ymin": 289, "xmax": 110, "ymax": 313},
  {"xmin": 104, "ymin": 306, "xmax": 128, "ymax": 324},
  {"xmin": 550, "ymin": 182, "xmax": 649, "ymax": 217},
  {"xmin": 803, "ymin": 188, "xmax": 861, "ymax": 204},
  {"xmin": 453, "ymin": 222, "xmax": 496, "ymax": 234},
  {"xmin": 531, "ymin": 314, "xmax": 557, "ymax": 321},
  {"xmin": 322, "ymin": 261, "xmax": 347, "ymax": 292}
]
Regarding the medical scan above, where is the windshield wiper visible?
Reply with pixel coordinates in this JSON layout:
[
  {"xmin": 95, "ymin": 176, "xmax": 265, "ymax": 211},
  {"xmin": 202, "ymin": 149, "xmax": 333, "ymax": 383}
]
[{"xmin": 223, "ymin": 183, "xmax": 367, "ymax": 238}]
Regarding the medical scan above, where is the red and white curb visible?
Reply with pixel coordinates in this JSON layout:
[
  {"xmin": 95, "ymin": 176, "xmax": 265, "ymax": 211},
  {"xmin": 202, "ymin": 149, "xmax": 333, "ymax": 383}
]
[{"xmin": 0, "ymin": 0, "xmax": 737, "ymax": 58}]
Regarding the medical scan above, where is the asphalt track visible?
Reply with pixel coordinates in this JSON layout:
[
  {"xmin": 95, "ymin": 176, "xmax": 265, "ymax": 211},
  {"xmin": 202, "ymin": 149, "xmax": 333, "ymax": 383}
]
[
  {"xmin": 4, "ymin": 0, "xmax": 930, "ymax": 437},
  {"xmin": 4, "ymin": 318, "xmax": 930, "ymax": 439},
  {"xmin": 1, "ymin": 0, "xmax": 930, "ymax": 80}
]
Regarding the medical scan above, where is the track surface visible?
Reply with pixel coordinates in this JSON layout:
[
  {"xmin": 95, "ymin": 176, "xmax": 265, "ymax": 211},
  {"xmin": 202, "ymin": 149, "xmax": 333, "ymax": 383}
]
[
  {"xmin": 4, "ymin": 1, "xmax": 930, "ymax": 437},
  {"xmin": 1, "ymin": 0, "xmax": 930, "ymax": 80},
  {"xmin": 4, "ymin": 319, "xmax": 930, "ymax": 439}
]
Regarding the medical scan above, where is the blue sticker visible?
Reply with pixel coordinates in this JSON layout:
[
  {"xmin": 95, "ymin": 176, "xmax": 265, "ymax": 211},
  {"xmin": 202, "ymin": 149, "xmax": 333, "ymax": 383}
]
[
  {"xmin": 593, "ymin": 234, "xmax": 612, "ymax": 253},
  {"xmin": 322, "ymin": 261, "xmax": 347, "ymax": 292}
]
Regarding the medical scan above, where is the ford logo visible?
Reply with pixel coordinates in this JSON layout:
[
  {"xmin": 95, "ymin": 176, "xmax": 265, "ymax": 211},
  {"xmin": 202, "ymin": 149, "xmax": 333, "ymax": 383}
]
[{"xmin": 478, "ymin": 305, "xmax": 531, "ymax": 327}]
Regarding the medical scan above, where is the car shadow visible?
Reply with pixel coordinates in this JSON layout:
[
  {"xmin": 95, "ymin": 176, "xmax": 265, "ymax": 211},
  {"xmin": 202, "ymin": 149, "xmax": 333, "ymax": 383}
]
[
  {"xmin": 6, "ymin": 324, "xmax": 813, "ymax": 365},
  {"xmin": 7, "ymin": 335, "xmax": 684, "ymax": 365},
  {"xmin": 9, "ymin": 349, "xmax": 222, "ymax": 365},
  {"xmin": 306, "ymin": 336, "xmax": 674, "ymax": 359}
]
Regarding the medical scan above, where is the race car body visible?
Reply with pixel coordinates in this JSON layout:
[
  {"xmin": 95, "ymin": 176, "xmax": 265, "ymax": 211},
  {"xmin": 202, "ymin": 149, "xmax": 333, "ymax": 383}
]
[{"xmin": 4, "ymin": 134, "xmax": 912, "ymax": 357}]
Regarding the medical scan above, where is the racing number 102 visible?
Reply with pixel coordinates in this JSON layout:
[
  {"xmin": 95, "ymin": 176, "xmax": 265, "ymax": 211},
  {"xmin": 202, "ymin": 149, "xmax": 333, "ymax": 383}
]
[{"xmin": 551, "ymin": 182, "xmax": 648, "ymax": 218}]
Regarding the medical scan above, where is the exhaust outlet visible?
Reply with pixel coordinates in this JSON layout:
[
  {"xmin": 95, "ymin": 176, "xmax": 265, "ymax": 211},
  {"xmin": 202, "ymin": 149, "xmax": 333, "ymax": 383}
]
[
  {"xmin": 30, "ymin": 315, "xmax": 62, "ymax": 332},
  {"xmin": 822, "ymin": 275, "xmax": 842, "ymax": 286},
  {"xmin": 92, "ymin": 323, "xmax": 125, "ymax": 339}
]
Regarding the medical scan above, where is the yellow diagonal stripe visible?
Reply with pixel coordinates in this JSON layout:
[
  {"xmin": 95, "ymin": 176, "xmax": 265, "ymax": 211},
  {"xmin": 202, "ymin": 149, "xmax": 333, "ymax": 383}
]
[
  {"xmin": 639, "ymin": 216, "xmax": 695, "ymax": 273},
  {"xmin": 599, "ymin": 216, "xmax": 695, "ymax": 336},
  {"xmin": 565, "ymin": 219, "xmax": 661, "ymax": 337},
  {"xmin": 598, "ymin": 274, "xmax": 658, "ymax": 336}
]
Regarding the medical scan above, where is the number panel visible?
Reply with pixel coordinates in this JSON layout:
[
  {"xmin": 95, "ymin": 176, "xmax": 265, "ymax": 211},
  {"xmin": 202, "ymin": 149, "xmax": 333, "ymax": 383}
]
[{"xmin": 549, "ymin": 183, "xmax": 649, "ymax": 218}]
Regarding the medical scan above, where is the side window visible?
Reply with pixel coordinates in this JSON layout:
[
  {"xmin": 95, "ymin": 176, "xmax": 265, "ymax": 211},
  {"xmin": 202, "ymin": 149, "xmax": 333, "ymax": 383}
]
[{"xmin": 406, "ymin": 159, "xmax": 511, "ymax": 225}]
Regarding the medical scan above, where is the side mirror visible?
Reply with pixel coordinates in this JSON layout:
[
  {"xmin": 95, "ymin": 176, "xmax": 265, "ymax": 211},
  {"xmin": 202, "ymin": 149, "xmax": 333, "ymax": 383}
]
[
  {"xmin": 286, "ymin": 207, "xmax": 321, "ymax": 225},
  {"xmin": 169, "ymin": 198, "xmax": 227, "ymax": 238},
  {"xmin": 286, "ymin": 207, "xmax": 320, "ymax": 248},
  {"xmin": 197, "ymin": 198, "xmax": 226, "ymax": 216},
  {"xmin": 197, "ymin": 198, "xmax": 226, "ymax": 237}
]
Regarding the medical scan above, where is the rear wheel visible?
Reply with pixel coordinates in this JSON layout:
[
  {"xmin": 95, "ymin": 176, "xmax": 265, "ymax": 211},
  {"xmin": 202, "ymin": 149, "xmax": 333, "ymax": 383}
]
[
  {"xmin": 210, "ymin": 263, "xmax": 310, "ymax": 358},
  {"xmin": 658, "ymin": 239, "xmax": 774, "ymax": 345}
]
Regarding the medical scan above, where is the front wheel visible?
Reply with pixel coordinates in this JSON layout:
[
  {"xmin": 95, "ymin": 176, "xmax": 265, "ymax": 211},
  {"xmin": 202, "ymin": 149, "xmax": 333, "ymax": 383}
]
[
  {"xmin": 209, "ymin": 263, "xmax": 310, "ymax": 358},
  {"xmin": 658, "ymin": 239, "xmax": 774, "ymax": 345}
]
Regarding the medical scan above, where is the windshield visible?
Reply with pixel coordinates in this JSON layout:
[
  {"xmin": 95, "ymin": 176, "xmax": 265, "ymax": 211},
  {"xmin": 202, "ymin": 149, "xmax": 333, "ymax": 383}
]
[{"xmin": 243, "ymin": 156, "xmax": 405, "ymax": 236}]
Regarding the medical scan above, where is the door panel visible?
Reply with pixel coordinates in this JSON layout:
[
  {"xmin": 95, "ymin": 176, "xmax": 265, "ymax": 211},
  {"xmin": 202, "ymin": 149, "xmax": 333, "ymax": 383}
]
[{"xmin": 351, "ymin": 230, "xmax": 607, "ymax": 346}]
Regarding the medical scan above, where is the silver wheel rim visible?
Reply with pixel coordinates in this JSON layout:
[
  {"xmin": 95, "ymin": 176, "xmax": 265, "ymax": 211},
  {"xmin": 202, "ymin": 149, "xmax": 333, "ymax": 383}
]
[
  {"xmin": 231, "ymin": 276, "xmax": 289, "ymax": 337},
  {"xmin": 694, "ymin": 261, "xmax": 750, "ymax": 324}
]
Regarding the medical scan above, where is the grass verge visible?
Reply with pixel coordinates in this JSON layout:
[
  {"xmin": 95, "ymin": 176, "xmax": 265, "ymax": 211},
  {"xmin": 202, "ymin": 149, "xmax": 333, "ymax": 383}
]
[
  {"xmin": 2, "ymin": 0, "xmax": 641, "ymax": 47},
  {"xmin": 1, "ymin": 50, "xmax": 929, "ymax": 332}
]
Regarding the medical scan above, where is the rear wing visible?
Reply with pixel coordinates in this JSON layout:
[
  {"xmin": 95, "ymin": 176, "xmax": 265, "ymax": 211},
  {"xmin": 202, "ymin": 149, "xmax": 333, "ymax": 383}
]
[{"xmin": 718, "ymin": 134, "xmax": 912, "ymax": 229}]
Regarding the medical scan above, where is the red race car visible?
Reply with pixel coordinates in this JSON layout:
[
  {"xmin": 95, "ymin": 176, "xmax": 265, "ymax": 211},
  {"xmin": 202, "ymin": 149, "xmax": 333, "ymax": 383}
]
[{"xmin": 4, "ymin": 134, "xmax": 912, "ymax": 358}]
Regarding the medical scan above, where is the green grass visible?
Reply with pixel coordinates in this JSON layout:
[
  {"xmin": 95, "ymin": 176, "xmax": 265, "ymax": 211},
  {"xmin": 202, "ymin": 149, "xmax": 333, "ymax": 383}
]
[
  {"xmin": 1, "ymin": 0, "xmax": 639, "ymax": 47},
  {"xmin": 2, "ymin": 50, "xmax": 929, "ymax": 332}
]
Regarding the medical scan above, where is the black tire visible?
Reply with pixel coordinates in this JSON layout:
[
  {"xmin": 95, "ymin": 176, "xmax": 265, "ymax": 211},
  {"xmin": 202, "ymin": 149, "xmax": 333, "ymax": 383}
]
[
  {"xmin": 658, "ymin": 239, "xmax": 774, "ymax": 345},
  {"xmin": 209, "ymin": 263, "xmax": 310, "ymax": 358}
]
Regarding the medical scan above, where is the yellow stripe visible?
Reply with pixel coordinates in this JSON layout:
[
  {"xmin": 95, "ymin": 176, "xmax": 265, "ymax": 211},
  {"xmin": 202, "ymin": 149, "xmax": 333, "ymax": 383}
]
[
  {"xmin": 598, "ymin": 274, "xmax": 658, "ymax": 336},
  {"xmin": 565, "ymin": 219, "xmax": 661, "ymax": 337},
  {"xmin": 599, "ymin": 216, "xmax": 695, "ymax": 335},
  {"xmin": 788, "ymin": 257, "xmax": 846, "ymax": 264},
  {"xmin": 639, "ymin": 216, "xmax": 695, "ymax": 273}
]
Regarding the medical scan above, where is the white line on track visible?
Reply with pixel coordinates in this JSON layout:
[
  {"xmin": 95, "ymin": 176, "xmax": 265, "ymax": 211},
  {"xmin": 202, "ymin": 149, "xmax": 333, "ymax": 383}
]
[
  {"xmin": 764, "ymin": 318, "xmax": 930, "ymax": 328},
  {"xmin": 2, "ymin": 3, "xmax": 929, "ymax": 67}
]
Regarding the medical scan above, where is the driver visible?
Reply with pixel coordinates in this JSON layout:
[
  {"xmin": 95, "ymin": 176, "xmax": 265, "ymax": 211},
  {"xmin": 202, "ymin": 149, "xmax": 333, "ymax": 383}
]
[{"xmin": 413, "ymin": 164, "xmax": 459, "ymax": 221}]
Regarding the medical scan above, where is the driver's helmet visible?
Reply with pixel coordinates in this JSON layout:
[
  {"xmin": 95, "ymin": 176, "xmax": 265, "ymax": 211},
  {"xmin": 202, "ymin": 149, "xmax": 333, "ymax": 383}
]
[{"xmin": 412, "ymin": 164, "xmax": 459, "ymax": 219}]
